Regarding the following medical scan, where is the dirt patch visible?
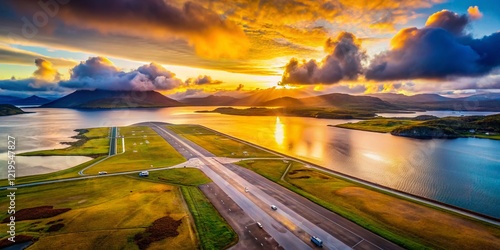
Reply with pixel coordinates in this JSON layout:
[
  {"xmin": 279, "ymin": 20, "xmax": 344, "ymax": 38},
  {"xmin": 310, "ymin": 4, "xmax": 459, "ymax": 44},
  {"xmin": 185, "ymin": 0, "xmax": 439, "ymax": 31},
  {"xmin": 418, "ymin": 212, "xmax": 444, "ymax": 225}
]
[
  {"xmin": 134, "ymin": 216, "xmax": 182, "ymax": 250},
  {"xmin": 46, "ymin": 219, "xmax": 64, "ymax": 225},
  {"xmin": 288, "ymin": 175, "xmax": 311, "ymax": 179},
  {"xmin": 47, "ymin": 223, "xmax": 65, "ymax": 232},
  {"xmin": 288, "ymin": 169, "xmax": 312, "ymax": 175},
  {"xmin": 1, "ymin": 206, "xmax": 71, "ymax": 223},
  {"xmin": 0, "ymin": 235, "xmax": 35, "ymax": 248}
]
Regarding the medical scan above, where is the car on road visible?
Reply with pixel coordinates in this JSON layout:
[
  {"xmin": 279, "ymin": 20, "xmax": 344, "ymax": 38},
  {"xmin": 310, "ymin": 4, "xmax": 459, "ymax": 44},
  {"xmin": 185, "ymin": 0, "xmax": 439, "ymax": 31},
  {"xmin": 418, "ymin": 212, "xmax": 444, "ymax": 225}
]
[
  {"xmin": 271, "ymin": 205, "xmax": 278, "ymax": 210},
  {"xmin": 257, "ymin": 222, "xmax": 263, "ymax": 228},
  {"xmin": 139, "ymin": 171, "xmax": 149, "ymax": 177},
  {"xmin": 311, "ymin": 236, "xmax": 323, "ymax": 247},
  {"xmin": 98, "ymin": 171, "xmax": 107, "ymax": 175}
]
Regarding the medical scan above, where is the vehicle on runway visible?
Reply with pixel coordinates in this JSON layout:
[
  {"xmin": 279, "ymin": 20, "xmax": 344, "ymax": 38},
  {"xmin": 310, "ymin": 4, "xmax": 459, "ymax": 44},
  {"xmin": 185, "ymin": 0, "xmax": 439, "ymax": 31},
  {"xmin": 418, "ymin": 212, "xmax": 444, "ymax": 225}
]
[
  {"xmin": 139, "ymin": 171, "xmax": 149, "ymax": 177},
  {"xmin": 98, "ymin": 171, "xmax": 107, "ymax": 175},
  {"xmin": 257, "ymin": 222, "xmax": 263, "ymax": 228},
  {"xmin": 311, "ymin": 236, "xmax": 323, "ymax": 247},
  {"xmin": 271, "ymin": 205, "xmax": 278, "ymax": 210}
]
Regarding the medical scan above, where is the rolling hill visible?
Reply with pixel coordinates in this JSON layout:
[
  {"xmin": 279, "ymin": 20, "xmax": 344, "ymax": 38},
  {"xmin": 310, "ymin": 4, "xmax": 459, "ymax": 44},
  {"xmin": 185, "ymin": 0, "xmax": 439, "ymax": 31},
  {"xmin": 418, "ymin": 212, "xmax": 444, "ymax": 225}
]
[
  {"xmin": 0, "ymin": 104, "xmax": 26, "ymax": 116},
  {"xmin": 369, "ymin": 93, "xmax": 500, "ymax": 111},
  {"xmin": 179, "ymin": 95, "xmax": 239, "ymax": 106},
  {"xmin": 42, "ymin": 89, "xmax": 182, "ymax": 108},
  {"xmin": 11, "ymin": 95, "xmax": 52, "ymax": 106},
  {"xmin": 300, "ymin": 93, "xmax": 402, "ymax": 111},
  {"xmin": 259, "ymin": 97, "xmax": 304, "ymax": 106}
]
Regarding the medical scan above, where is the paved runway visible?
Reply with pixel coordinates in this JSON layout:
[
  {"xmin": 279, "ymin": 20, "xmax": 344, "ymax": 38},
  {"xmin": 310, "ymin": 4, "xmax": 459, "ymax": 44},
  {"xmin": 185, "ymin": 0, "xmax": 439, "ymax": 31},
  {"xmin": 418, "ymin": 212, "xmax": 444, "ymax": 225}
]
[{"xmin": 149, "ymin": 122, "xmax": 403, "ymax": 250}]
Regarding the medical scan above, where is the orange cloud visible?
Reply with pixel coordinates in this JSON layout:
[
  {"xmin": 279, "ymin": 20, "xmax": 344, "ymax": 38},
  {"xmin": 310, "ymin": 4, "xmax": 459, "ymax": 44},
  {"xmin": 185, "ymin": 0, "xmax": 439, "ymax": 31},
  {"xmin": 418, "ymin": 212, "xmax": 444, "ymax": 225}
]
[
  {"xmin": 34, "ymin": 58, "xmax": 61, "ymax": 81},
  {"xmin": 467, "ymin": 6, "xmax": 483, "ymax": 20},
  {"xmin": 10, "ymin": 0, "xmax": 249, "ymax": 59}
]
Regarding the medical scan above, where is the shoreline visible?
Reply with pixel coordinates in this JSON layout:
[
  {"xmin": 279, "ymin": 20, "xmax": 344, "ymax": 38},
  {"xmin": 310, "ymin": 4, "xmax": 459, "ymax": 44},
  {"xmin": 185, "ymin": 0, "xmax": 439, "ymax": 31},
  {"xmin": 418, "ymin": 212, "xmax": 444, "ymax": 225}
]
[{"xmin": 5, "ymin": 122, "xmax": 500, "ymax": 223}]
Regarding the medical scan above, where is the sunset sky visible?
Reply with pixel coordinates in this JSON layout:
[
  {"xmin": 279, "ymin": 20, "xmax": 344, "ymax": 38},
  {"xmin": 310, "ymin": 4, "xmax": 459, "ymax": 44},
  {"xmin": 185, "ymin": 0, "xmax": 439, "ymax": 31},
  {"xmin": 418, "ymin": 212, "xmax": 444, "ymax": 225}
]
[{"xmin": 0, "ymin": 0, "xmax": 499, "ymax": 99}]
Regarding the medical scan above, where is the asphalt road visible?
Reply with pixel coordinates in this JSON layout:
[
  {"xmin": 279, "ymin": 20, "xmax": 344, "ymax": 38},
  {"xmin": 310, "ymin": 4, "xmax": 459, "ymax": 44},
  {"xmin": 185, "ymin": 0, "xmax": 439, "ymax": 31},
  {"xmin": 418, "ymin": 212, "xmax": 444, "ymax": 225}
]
[
  {"xmin": 224, "ymin": 164, "xmax": 402, "ymax": 250},
  {"xmin": 200, "ymin": 182, "xmax": 283, "ymax": 250},
  {"xmin": 109, "ymin": 127, "xmax": 117, "ymax": 156},
  {"xmin": 148, "ymin": 122, "xmax": 406, "ymax": 250},
  {"xmin": 150, "ymin": 123, "xmax": 313, "ymax": 250}
]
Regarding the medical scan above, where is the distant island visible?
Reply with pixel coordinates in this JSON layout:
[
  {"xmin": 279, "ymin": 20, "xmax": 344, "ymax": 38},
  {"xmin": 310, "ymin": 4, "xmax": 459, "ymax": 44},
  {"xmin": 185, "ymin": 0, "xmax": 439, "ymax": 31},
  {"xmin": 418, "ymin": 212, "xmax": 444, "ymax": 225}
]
[
  {"xmin": 197, "ymin": 107, "xmax": 381, "ymax": 119},
  {"xmin": 334, "ymin": 114, "xmax": 500, "ymax": 140},
  {"xmin": 0, "ymin": 104, "xmax": 26, "ymax": 116}
]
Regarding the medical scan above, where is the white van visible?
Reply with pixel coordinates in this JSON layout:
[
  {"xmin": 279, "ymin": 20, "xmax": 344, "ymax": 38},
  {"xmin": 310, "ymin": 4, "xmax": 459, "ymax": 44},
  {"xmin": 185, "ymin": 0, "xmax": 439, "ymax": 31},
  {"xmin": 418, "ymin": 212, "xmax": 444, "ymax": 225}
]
[{"xmin": 139, "ymin": 171, "xmax": 149, "ymax": 177}]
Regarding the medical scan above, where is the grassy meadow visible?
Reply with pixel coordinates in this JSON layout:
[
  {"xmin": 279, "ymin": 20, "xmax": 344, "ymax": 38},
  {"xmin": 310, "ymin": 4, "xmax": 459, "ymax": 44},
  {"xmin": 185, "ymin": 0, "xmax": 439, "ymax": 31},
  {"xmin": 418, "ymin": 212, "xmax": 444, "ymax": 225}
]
[
  {"xmin": 19, "ymin": 128, "xmax": 110, "ymax": 157},
  {"xmin": 86, "ymin": 126, "xmax": 186, "ymax": 174},
  {"xmin": 167, "ymin": 125, "xmax": 277, "ymax": 158},
  {"xmin": 181, "ymin": 186, "xmax": 237, "ymax": 250},
  {"xmin": 0, "ymin": 176, "xmax": 199, "ymax": 250},
  {"xmin": 334, "ymin": 119, "xmax": 423, "ymax": 133}
]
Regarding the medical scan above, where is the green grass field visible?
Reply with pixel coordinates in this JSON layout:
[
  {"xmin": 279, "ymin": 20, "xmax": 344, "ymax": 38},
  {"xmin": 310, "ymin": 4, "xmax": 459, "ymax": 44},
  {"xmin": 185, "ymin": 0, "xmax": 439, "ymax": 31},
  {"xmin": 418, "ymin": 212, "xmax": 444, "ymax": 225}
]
[
  {"xmin": 335, "ymin": 119, "xmax": 423, "ymax": 133},
  {"xmin": 236, "ymin": 159, "xmax": 290, "ymax": 182},
  {"xmin": 236, "ymin": 160, "xmax": 500, "ymax": 249},
  {"xmin": 0, "ymin": 176, "xmax": 199, "ymax": 250},
  {"xmin": 181, "ymin": 186, "xmax": 237, "ymax": 250},
  {"xmin": 87, "ymin": 126, "xmax": 186, "ymax": 174},
  {"xmin": 130, "ymin": 168, "xmax": 211, "ymax": 186},
  {"xmin": 167, "ymin": 125, "xmax": 277, "ymax": 158},
  {"xmin": 19, "ymin": 128, "xmax": 110, "ymax": 156}
]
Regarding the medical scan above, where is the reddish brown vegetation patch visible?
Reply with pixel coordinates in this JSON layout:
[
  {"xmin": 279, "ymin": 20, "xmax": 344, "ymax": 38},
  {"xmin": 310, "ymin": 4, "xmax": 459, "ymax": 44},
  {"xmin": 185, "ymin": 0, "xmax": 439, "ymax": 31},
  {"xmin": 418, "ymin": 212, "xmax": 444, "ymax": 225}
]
[
  {"xmin": 46, "ymin": 219, "xmax": 64, "ymax": 225},
  {"xmin": 1, "ymin": 206, "xmax": 71, "ymax": 223},
  {"xmin": 47, "ymin": 223, "xmax": 65, "ymax": 232},
  {"xmin": 134, "ymin": 216, "xmax": 182, "ymax": 250},
  {"xmin": 0, "ymin": 235, "xmax": 34, "ymax": 248}
]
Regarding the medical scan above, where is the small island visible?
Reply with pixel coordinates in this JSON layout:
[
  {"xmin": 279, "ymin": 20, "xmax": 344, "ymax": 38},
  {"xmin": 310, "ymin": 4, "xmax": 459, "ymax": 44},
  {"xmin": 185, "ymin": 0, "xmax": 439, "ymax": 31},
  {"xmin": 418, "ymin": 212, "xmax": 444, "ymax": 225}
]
[
  {"xmin": 0, "ymin": 104, "xmax": 26, "ymax": 116},
  {"xmin": 197, "ymin": 107, "xmax": 379, "ymax": 119},
  {"xmin": 334, "ymin": 114, "xmax": 500, "ymax": 140}
]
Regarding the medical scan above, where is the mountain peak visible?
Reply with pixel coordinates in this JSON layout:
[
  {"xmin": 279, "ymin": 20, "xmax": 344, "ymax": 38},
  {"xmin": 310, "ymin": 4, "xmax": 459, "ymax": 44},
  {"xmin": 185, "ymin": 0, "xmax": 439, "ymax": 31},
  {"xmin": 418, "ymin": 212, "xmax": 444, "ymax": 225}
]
[{"xmin": 43, "ymin": 89, "xmax": 181, "ymax": 108}]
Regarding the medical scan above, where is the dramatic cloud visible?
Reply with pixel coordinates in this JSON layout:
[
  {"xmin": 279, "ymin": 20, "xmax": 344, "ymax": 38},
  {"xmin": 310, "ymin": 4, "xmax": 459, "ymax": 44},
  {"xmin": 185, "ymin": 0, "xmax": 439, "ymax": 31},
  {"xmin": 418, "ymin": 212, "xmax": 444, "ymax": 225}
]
[
  {"xmin": 185, "ymin": 75, "xmax": 222, "ymax": 85},
  {"xmin": 366, "ymin": 9, "xmax": 500, "ymax": 81},
  {"xmin": 280, "ymin": 32, "xmax": 366, "ymax": 85},
  {"xmin": 4, "ymin": 0, "xmax": 249, "ymax": 59},
  {"xmin": 0, "ymin": 0, "xmax": 443, "ymax": 76},
  {"xmin": 467, "ymin": 6, "xmax": 483, "ymax": 20},
  {"xmin": 0, "ymin": 59, "xmax": 63, "ymax": 92},
  {"xmin": 425, "ymin": 10, "xmax": 469, "ymax": 35},
  {"xmin": 33, "ymin": 58, "xmax": 61, "ymax": 81},
  {"xmin": 0, "ymin": 45, "xmax": 77, "ymax": 67},
  {"xmin": 59, "ymin": 57, "xmax": 184, "ymax": 91}
]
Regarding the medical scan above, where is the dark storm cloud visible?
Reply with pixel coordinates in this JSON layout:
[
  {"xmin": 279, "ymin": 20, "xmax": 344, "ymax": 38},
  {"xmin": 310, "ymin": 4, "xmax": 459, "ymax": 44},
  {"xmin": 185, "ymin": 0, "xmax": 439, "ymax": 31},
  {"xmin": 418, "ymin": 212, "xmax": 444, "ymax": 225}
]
[
  {"xmin": 59, "ymin": 57, "xmax": 184, "ymax": 91},
  {"xmin": 366, "ymin": 10, "xmax": 500, "ymax": 81},
  {"xmin": 3, "ymin": 0, "xmax": 249, "ymax": 59},
  {"xmin": 281, "ymin": 32, "xmax": 366, "ymax": 85}
]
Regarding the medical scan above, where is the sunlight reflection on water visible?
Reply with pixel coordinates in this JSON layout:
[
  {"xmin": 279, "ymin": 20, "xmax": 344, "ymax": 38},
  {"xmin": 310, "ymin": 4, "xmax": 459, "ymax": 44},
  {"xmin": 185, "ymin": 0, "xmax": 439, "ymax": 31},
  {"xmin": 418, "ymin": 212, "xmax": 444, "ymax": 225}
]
[{"xmin": 0, "ymin": 107, "xmax": 498, "ymax": 217}]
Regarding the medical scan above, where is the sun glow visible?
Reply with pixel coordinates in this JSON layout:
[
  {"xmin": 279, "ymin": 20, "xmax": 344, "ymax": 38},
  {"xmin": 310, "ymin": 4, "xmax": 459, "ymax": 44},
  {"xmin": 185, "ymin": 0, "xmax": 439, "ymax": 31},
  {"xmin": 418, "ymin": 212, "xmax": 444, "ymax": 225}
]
[{"xmin": 274, "ymin": 116, "xmax": 285, "ymax": 145}]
